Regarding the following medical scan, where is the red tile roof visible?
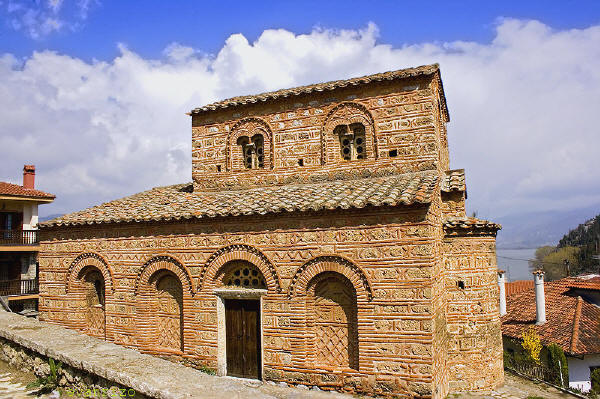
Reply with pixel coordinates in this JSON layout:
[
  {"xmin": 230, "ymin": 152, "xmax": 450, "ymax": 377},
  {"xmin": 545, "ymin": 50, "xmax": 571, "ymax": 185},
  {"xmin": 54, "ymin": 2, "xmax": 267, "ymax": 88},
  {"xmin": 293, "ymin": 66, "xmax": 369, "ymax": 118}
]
[
  {"xmin": 502, "ymin": 276, "xmax": 600, "ymax": 355},
  {"xmin": 506, "ymin": 280, "xmax": 534, "ymax": 296},
  {"xmin": 0, "ymin": 181, "xmax": 55, "ymax": 200}
]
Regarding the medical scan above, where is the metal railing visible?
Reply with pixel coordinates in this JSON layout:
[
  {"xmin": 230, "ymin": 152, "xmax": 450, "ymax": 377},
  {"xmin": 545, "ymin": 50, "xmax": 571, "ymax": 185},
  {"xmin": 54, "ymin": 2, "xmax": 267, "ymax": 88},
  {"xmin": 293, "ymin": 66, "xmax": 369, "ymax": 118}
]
[
  {"xmin": 0, "ymin": 278, "xmax": 38, "ymax": 296},
  {"xmin": 0, "ymin": 229, "xmax": 38, "ymax": 245}
]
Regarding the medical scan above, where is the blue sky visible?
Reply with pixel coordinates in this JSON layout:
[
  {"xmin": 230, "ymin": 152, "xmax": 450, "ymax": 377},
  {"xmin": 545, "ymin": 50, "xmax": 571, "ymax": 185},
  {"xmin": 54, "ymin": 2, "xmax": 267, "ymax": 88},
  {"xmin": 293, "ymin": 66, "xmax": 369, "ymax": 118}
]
[
  {"xmin": 1, "ymin": 1, "xmax": 600, "ymax": 246},
  {"xmin": 3, "ymin": 1, "xmax": 599, "ymax": 61}
]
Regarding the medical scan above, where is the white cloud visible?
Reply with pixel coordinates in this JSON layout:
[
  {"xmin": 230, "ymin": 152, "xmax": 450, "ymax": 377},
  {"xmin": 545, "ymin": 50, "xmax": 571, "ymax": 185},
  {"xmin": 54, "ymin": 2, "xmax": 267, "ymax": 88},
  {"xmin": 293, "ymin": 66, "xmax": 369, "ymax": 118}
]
[
  {"xmin": 1, "ymin": 19, "xmax": 599, "ymax": 221},
  {"xmin": 4, "ymin": 0, "xmax": 97, "ymax": 38}
]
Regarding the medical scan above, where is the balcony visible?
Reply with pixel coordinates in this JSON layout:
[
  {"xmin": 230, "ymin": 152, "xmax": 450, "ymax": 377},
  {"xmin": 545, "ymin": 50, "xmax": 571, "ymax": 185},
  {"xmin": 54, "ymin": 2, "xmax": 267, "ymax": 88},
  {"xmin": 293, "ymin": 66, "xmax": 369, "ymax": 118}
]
[
  {"xmin": 0, "ymin": 278, "xmax": 38, "ymax": 297},
  {"xmin": 0, "ymin": 229, "xmax": 39, "ymax": 248}
]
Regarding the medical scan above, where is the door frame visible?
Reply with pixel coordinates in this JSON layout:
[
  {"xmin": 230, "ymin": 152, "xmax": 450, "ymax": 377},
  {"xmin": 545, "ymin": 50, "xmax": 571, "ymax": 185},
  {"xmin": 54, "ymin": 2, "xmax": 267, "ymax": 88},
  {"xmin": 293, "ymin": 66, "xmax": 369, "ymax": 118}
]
[{"xmin": 214, "ymin": 288, "xmax": 266, "ymax": 379}]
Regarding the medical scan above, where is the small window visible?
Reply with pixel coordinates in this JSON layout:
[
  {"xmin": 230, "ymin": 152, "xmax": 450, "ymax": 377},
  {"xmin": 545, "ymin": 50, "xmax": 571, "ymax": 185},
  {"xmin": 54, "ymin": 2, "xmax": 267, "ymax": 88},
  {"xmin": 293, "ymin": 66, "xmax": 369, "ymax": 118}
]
[
  {"xmin": 457, "ymin": 281, "xmax": 465, "ymax": 290},
  {"xmin": 237, "ymin": 134, "xmax": 265, "ymax": 169},
  {"xmin": 216, "ymin": 165, "xmax": 222, "ymax": 172},
  {"xmin": 389, "ymin": 149, "xmax": 398, "ymax": 158},
  {"xmin": 298, "ymin": 159, "xmax": 304, "ymax": 166},
  {"xmin": 223, "ymin": 262, "xmax": 266, "ymax": 289},
  {"xmin": 336, "ymin": 123, "xmax": 367, "ymax": 161}
]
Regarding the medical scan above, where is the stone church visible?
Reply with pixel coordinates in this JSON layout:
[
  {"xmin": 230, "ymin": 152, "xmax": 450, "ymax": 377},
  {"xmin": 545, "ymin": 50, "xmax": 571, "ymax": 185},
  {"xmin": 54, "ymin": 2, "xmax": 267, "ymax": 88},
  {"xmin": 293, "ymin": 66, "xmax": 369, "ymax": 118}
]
[{"xmin": 39, "ymin": 64, "xmax": 503, "ymax": 398}]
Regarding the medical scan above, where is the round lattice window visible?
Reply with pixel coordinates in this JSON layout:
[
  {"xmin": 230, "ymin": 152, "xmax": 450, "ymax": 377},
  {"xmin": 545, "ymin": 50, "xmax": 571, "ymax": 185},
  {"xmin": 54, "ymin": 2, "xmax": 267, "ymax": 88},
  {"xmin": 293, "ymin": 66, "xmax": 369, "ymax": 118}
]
[{"xmin": 223, "ymin": 263, "xmax": 266, "ymax": 289}]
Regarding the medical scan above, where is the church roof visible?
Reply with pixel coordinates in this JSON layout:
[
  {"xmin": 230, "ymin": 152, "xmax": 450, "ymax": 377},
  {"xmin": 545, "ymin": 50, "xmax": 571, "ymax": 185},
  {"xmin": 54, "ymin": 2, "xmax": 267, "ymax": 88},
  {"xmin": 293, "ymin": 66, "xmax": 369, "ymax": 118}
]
[
  {"xmin": 190, "ymin": 64, "xmax": 449, "ymax": 121},
  {"xmin": 41, "ymin": 171, "xmax": 438, "ymax": 228}
]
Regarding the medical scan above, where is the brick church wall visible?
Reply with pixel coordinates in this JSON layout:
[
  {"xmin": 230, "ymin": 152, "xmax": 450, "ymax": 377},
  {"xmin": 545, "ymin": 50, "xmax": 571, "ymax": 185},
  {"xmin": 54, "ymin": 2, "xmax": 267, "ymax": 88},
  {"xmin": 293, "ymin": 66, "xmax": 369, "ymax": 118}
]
[
  {"xmin": 443, "ymin": 233, "xmax": 504, "ymax": 392},
  {"xmin": 38, "ymin": 66, "xmax": 503, "ymax": 398},
  {"xmin": 40, "ymin": 205, "xmax": 445, "ymax": 397}
]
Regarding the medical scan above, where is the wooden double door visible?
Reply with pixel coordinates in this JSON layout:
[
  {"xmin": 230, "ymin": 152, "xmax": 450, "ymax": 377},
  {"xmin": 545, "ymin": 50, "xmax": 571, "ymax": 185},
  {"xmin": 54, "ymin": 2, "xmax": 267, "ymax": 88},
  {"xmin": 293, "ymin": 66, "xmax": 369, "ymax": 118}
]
[{"xmin": 225, "ymin": 299, "xmax": 261, "ymax": 379}]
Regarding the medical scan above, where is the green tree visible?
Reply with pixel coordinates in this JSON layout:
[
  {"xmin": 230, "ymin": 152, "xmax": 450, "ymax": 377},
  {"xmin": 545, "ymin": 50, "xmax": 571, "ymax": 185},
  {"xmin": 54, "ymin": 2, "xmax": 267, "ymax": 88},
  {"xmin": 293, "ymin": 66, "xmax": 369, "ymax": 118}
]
[{"xmin": 530, "ymin": 246, "xmax": 580, "ymax": 281}]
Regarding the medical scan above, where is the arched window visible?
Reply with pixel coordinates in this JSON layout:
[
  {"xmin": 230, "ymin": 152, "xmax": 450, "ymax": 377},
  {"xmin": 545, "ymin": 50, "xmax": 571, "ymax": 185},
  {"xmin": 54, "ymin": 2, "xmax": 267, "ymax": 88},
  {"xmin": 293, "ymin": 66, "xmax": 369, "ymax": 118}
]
[
  {"xmin": 308, "ymin": 272, "xmax": 358, "ymax": 370},
  {"xmin": 335, "ymin": 123, "xmax": 367, "ymax": 161},
  {"xmin": 220, "ymin": 260, "xmax": 266, "ymax": 289},
  {"xmin": 237, "ymin": 134, "xmax": 265, "ymax": 169}
]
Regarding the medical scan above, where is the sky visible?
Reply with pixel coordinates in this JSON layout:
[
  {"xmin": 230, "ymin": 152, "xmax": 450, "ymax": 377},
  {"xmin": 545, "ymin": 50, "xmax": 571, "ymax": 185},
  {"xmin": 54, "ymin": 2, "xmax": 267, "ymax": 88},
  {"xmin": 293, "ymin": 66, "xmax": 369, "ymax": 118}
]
[{"xmin": 1, "ymin": 1, "xmax": 600, "ymax": 231}]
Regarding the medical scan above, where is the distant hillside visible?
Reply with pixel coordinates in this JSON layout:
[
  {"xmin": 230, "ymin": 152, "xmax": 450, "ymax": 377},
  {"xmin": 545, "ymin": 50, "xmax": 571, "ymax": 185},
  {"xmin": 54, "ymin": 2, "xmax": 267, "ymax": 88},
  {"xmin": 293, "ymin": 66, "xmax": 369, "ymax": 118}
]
[
  {"xmin": 558, "ymin": 214, "xmax": 600, "ymax": 274},
  {"xmin": 39, "ymin": 214, "xmax": 63, "ymax": 222},
  {"xmin": 495, "ymin": 204, "xmax": 600, "ymax": 249}
]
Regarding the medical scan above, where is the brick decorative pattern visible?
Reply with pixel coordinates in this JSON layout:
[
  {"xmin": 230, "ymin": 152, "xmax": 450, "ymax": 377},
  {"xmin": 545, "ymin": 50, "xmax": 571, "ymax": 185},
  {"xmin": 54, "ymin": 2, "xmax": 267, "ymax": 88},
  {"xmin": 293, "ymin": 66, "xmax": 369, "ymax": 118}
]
[{"xmin": 39, "ymin": 66, "xmax": 502, "ymax": 398}]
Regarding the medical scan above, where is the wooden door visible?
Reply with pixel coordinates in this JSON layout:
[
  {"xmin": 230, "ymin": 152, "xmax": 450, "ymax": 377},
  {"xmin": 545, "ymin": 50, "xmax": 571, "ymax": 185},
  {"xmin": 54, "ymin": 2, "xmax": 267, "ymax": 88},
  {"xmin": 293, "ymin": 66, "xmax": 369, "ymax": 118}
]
[{"xmin": 225, "ymin": 299, "xmax": 260, "ymax": 379}]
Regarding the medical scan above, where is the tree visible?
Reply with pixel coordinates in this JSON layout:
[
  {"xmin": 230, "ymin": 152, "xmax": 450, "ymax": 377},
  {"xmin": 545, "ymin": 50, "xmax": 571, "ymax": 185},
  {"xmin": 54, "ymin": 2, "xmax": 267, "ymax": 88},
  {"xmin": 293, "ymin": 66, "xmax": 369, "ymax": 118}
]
[{"xmin": 529, "ymin": 245, "xmax": 581, "ymax": 281}]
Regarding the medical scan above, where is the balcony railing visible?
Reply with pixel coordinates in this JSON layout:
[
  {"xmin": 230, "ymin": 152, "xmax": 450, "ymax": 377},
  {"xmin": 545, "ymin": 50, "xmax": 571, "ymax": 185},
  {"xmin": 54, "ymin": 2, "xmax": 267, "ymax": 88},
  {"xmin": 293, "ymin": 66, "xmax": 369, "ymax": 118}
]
[
  {"xmin": 0, "ymin": 229, "xmax": 38, "ymax": 246},
  {"xmin": 0, "ymin": 278, "xmax": 38, "ymax": 296}
]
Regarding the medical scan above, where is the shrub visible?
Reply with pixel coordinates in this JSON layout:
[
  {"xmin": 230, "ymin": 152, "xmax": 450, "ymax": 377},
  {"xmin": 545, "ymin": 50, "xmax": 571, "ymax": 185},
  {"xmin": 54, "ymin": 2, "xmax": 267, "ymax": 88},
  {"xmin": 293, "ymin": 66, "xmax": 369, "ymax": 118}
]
[
  {"xmin": 546, "ymin": 343, "xmax": 568, "ymax": 386},
  {"xmin": 521, "ymin": 326, "xmax": 542, "ymax": 364},
  {"xmin": 591, "ymin": 368, "xmax": 600, "ymax": 394},
  {"xmin": 26, "ymin": 357, "xmax": 62, "ymax": 394}
]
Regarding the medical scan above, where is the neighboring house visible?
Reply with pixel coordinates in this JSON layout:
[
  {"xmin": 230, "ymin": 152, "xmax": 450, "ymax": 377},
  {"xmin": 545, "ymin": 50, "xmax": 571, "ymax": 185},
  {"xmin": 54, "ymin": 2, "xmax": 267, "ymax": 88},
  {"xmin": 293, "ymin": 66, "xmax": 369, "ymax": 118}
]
[
  {"xmin": 501, "ymin": 273, "xmax": 600, "ymax": 392},
  {"xmin": 0, "ymin": 165, "xmax": 55, "ymax": 313},
  {"xmin": 39, "ymin": 64, "xmax": 504, "ymax": 398}
]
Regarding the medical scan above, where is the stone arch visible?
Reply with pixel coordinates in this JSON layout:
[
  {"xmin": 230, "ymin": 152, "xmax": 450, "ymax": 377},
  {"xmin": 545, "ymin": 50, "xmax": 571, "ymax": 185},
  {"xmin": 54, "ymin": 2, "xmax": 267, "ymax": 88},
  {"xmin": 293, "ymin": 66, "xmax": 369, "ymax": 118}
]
[
  {"xmin": 227, "ymin": 117, "xmax": 274, "ymax": 171},
  {"xmin": 66, "ymin": 252, "xmax": 115, "ymax": 294},
  {"xmin": 134, "ymin": 255, "xmax": 194, "ymax": 296},
  {"xmin": 77, "ymin": 266, "xmax": 106, "ymax": 339},
  {"xmin": 288, "ymin": 255, "xmax": 373, "ymax": 301},
  {"xmin": 306, "ymin": 271, "xmax": 359, "ymax": 371},
  {"xmin": 321, "ymin": 102, "xmax": 377, "ymax": 164},
  {"xmin": 135, "ymin": 256, "xmax": 191, "ymax": 354},
  {"xmin": 200, "ymin": 245, "xmax": 281, "ymax": 293}
]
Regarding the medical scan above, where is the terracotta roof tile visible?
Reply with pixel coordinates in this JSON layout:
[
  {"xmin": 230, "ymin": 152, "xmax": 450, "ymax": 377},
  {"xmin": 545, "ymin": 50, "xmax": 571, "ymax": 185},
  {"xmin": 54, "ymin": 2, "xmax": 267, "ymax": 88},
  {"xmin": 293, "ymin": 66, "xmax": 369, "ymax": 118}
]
[
  {"xmin": 443, "ymin": 216, "xmax": 501, "ymax": 231},
  {"xmin": 441, "ymin": 169, "xmax": 466, "ymax": 193},
  {"xmin": 190, "ymin": 64, "xmax": 449, "ymax": 121},
  {"xmin": 506, "ymin": 280, "xmax": 534, "ymax": 296},
  {"xmin": 0, "ymin": 181, "xmax": 55, "ymax": 200},
  {"xmin": 41, "ymin": 171, "xmax": 438, "ymax": 228},
  {"xmin": 502, "ymin": 276, "xmax": 600, "ymax": 355}
]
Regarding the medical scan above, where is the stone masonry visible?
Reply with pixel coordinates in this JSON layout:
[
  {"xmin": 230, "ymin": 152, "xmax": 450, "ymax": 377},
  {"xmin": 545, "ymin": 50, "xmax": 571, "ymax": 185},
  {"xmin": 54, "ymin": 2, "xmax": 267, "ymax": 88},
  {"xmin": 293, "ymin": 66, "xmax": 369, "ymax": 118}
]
[{"xmin": 38, "ymin": 64, "xmax": 503, "ymax": 398}]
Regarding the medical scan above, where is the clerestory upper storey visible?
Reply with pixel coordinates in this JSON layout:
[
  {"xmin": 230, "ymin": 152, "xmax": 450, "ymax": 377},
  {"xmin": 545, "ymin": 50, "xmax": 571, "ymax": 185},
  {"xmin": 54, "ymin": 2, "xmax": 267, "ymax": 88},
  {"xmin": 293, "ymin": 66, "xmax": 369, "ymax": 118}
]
[{"xmin": 190, "ymin": 64, "xmax": 451, "ymax": 192}]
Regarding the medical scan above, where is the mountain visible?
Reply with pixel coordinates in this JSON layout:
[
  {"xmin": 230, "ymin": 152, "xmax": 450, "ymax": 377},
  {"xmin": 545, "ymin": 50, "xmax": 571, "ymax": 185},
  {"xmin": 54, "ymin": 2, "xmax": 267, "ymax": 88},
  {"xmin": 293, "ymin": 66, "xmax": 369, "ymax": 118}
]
[
  {"xmin": 495, "ymin": 204, "xmax": 600, "ymax": 249},
  {"xmin": 558, "ymin": 214, "xmax": 600, "ymax": 274},
  {"xmin": 39, "ymin": 214, "xmax": 64, "ymax": 222}
]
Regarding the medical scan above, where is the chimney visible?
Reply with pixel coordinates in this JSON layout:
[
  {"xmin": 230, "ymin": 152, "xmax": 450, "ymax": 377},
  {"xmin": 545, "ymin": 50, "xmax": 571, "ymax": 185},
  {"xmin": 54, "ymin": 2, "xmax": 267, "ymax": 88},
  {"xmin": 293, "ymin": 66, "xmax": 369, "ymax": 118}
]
[
  {"xmin": 533, "ymin": 270, "xmax": 546, "ymax": 325},
  {"xmin": 497, "ymin": 269, "xmax": 507, "ymax": 316},
  {"xmin": 23, "ymin": 165, "xmax": 35, "ymax": 189}
]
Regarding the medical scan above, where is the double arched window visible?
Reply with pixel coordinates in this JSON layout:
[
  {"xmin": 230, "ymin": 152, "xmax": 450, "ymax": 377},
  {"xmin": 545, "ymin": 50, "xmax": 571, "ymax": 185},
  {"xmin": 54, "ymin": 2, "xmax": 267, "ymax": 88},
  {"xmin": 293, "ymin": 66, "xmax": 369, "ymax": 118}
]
[
  {"xmin": 334, "ymin": 123, "xmax": 367, "ymax": 161},
  {"xmin": 237, "ymin": 134, "xmax": 265, "ymax": 169}
]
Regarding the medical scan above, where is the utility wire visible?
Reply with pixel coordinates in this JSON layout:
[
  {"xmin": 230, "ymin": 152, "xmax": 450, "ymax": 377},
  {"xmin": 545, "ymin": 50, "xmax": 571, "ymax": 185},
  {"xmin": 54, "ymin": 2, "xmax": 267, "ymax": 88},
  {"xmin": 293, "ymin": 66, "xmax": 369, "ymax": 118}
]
[{"xmin": 497, "ymin": 255, "xmax": 568, "ymax": 266}]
